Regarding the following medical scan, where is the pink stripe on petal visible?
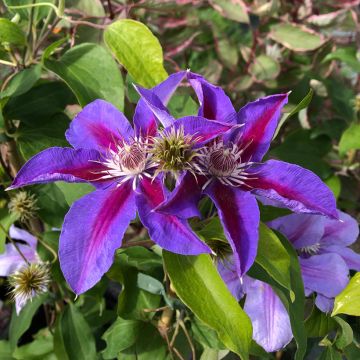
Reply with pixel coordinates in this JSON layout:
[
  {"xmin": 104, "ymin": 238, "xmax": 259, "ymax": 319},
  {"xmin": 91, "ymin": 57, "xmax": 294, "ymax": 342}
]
[{"xmin": 59, "ymin": 182, "xmax": 136, "ymax": 294}]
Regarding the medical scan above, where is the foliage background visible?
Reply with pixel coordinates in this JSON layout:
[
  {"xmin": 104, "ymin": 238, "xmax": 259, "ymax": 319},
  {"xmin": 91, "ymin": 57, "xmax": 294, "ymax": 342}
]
[{"xmin": 0, "ymin": 0, "xmax": 360, "ymax": 359}]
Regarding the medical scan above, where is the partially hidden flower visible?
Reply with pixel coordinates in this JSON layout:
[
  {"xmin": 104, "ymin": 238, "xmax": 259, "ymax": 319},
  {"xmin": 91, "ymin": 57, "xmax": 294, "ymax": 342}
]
[
  {"xmin": 8, "ymin": 72, "xmax": 232, "ymax": 295},
  {"xmin": 0, "ymin": 225, "xmax": 43, "ymax": 313},
  {"xmin": 151, "ymin": 72, "xmax": 338, "ymax": 278},
  {"xmin": 218, "ymin": 210, "xmax": 359, "ymax": 352},
  {"xmin": 268, "ymin": 210, "xmax": 360, "ymax": 312}
]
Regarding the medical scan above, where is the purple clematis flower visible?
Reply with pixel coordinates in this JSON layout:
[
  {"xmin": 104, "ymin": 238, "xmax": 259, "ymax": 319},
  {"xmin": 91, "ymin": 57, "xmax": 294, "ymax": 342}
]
[
  {"xmin": 218, "ymin": 209, "xmax": 359, "ymax": 352},
  {"xmin": 146, "ymin": 72, "xmax": 338, "ymax": 277},
  {"xmin": 268, "ymin": 210, "xmax": 360, "ymax": 312},
  {"xmin": 8, "ymin": 72, "xmax": 232, "ymax": 295},
  {"xmin": 0, "ymin": 225, "xmax": 38, "ymax": 313}
]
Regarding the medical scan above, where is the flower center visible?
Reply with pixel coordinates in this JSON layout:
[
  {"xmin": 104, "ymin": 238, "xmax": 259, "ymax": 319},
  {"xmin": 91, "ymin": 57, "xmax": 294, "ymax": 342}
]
[
  {"xmin": 300, "ymin": 243, "xmax": 321, "ymax": 256},
  {"xmin": 151, "ymin": 126, "xmax": 201, "ymax": 177},
  {"xmin": 208, "ymin": 148, "xmax": 237, "ymax": 177},
  {"xmin": 119, "ymin": 142, "xmax": 147, "ymax": 173},
  {"xmin": 197, "ymin": 141, "xmax": 256, "ymax": 188}
]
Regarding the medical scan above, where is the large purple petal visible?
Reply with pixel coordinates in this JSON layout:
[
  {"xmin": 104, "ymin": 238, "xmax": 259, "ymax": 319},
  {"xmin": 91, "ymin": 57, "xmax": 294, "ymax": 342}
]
[
  {"xmin": 155, "ymin": 172, "xmax": 204, "ymax": 219},
  {"xmin": 315, "ymin": 294, "xmax": 334, "ymax": 313},
  {"xmin": 136, "ymin": 177, "xmax": 211, "ymax": 255},
  {"xmin": 299, "ymin": 253, "xmax": 349, "ymax": 298},
  {"xmin": 204, "ymin": 182, "xmax": 259, "ymax": 276},
  {"xmin": 59, "ymin": 182, "xmax": 136, "ymax": 294},
  {"xmin": 268, "ymin": 213, "xmax": 325, "ymax": 250},
  {"xmin": 66, "ymin": 99, "xmax": 133, "ymax": 152},
  {"xmin": 234, "ymin": 94, "xmax": 288, "ymax": 162},
  {"xmin": 323, "ymin": 246, "xmax": 360, "ymax": 272},
  {"xmin": 320, "ymin": 210, "xmax": 359, "ymax": 247},
  {"xmin": 248, "ymin": 160, "xmax": 338, "ymax": 219},
  {"xmin": 244, "ymin": 279, "xmax": 293, "ymax": 352},
  {"xmin": 134, "ymin": 72, "xmax": 186, "ymax": 136},
  {"xmin": 168, "ymin": 116, "xmax": 233, "ymax": 145},
  {"xmin": 187, "ymin": 72, "xmax": 236, "ymax": 124},
  {"xmin": 134, "ymin": 85, "xmax": 175, "ymax": 128},
  {"xmin": 0, "ymin": 243, "xmax": 37, "ymax": 276},
  {"xmin": 8, "ymin": 147, "xmax": 106, "ymax": 190}
]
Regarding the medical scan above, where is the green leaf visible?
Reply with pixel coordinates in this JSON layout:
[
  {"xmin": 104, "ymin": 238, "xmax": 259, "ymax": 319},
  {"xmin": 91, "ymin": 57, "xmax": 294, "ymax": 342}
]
[
  {"xmin": 343, "ymin": 342, "xmax": 360, "ymax": 360},
  {"xmin": 338, "ymin": 123, "xmax": 360, "ymax": 156},
  {"xmin": 325, "ymin": 175, "xmax": 341, "ymax": 200},
  {"xmin": 332, "ymin": 272, "xmax": 360, "ymax": 316},
  {"xmin": 318, "ymin": 346, "xmax": 342, "ymax": 360},
  {"xmin": 101, "ymin": 317, "xmax": 141, "ymax": 359},
  {"xmin": 17, "ymin": 112, "xmax": 70, "ymax": 160},
  {"xmin": 163, "ymin": 252, "xmax": 252, "ymax": 360},
  {"xmin": 334, "ymin": 317, "xmax": 353, "ymax": 350},
  {"xmin": 107, "ymin": 248, "xmax": 162, "ymax": 320},
  {"xmin": 0, "ymin": 207, "xmax": 18, "ymax": 253},
  {"xmin": 0, "ymin": 65, "xmax": 41, "ymax": 100},
  {"xmin": 55, "ymin": 182, "xmax": 94, "ymax": 206},
  {"xmin": 0, "ymin": 18, "xmax": 26, "ymax": 46},
  {"xmin": 322, "ymin": 47, "xmax": 360, "ymax": 73},
  {"xmin": 44, "ymin": 43, "xmax": 124, "ymax": 110},
  {"xmin": 12, "ymin": 329, "xmax": 55, "ymax": 360},
  {"xmin": 191, "ymin": 316, "xmax": 225, "ymax": 350},
  {"xmin": 9, "ymin": 295, "xmax": 47, "ymax": 350},
  {"xmin": 4, "ymin": 81, "xmax": 76, "ymax": 122},
  {"xmin": 305, "ymin": 307, "xmax": 336, "ymax": 338},
  {"xmin": 249, "ymin": 55, "xmax": 280, "ymax": 81},
  {"xmin": 274, "ymin": 89, "xmax": 313, "ymax": 138},
  {"xmin": 209, "ymin": 0, "xmax": 249, "ymax": 23},
  {"xmin": 269, "ymin": 23, "xmax": 326, "ymax": 52},
  {"xmin": 54, "ymin": 303, "xmax": 96, "ymax": 360},
  {"xmin": 104, "ymin": 19, "xmax": 167, "ymax": 88},
  {"xmin": 0, "ymin": 340, "xmax": 12, "ymax": 360},
  {"xmin": 255, "ymin": 223, "xmax": 291, "ymax": 293}
]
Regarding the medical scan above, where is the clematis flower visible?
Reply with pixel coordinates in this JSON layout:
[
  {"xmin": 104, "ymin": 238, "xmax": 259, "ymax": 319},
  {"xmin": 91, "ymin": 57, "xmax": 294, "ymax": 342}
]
[
  {"xmin": 0, "ymin": 225, "xmax": 40, "ymax": 313},
  {"xmin": 8, "ymin": 72, "xmax": 232, "ymax": 295},
  {"xmin": 150, "ymin": 72, "xmax": 338, "ymax": 278},
  {"xmin": 218, "ymin": 210, "xmax": 359, "ymax": 352},
  {"xmin": 268, "ymin": 210, "xmax": 360, "ymax": 312}
]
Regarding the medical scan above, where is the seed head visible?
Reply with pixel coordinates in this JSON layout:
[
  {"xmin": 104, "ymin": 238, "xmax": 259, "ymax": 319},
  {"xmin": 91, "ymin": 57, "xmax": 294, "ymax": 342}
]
[
  {"xmin": 8, "ymin": 191, "xmax": 39, "ymax": 222},
  {"xmin": 9, "ymin": 263, "xmax": 50, "ymax": 311}
]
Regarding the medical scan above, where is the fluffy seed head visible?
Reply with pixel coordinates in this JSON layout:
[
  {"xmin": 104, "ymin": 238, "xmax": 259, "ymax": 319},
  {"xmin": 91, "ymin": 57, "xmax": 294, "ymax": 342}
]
[
  {"xmin": 8, "ymin": 191, "xmax": 39, "ymax": 222},
  {"xmin": 151, "ymin": 126, "xmax": 202, "ymax": 177},
  {"xmin": 9, "ymin": 263, "xmax": 50, "ymax": 309}
]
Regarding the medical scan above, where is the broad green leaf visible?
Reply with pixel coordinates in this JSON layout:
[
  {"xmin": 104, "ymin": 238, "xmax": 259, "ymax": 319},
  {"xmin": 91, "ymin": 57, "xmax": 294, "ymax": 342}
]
[
  {"xmin": 163, "ymin": 252, "xmax": 252, "ymax": 360},
  {"xmin": 44, "ymin": 43, "xmax": 124, "ymax": 110},
  {"xmin": 270, "ymin": 23, "xmax": 325, "ymax": 52},
  {"xmin": 249, "ymin": 55, "xmax": 280, "ymax": 81},
  {"xmin": 318, "ymin": 346, "xmax": 342, "ymax": 360},
  {"xmin": 0, "ymin": 65, "xmax": 41, "ymax": 100},
  {"xmin": 255, "ymin": 223, "xmax": 291, "ymax": 293},
  {"xmin": 344, "ymin": 342, "xmax": 360, "ymax": 359},
  {"xmin": 42, "ymin": 38, "xmax": 68, "ymax": 61},
  {"xmin": 54, "ymin": 303, "xmax": 96, "ymax": 360},
  {"xmin": 0, "ymin": 18, "xmax": 26, "ymax": 45},
  {"xmin": 200, "ymin": 348, "xmax": 229, "ymax": 360},
  {"xmin": 0, "ymin": 340, "xmax": 12, "ymax": 360},
  {"xmin": 104, "ymin": 19, "xmax": 167, "ymax": 88},
  {"xmin": 274, "ymin": 89, "xmax": 313, "ymax": 138},
  {"xmin": 12, "ymin": 328, "xmax": 55, "ymax": 360},
  {"xmin": 191, "ymin": 316, "xmax": 225, "ymax": 350},
  {"xmin": 4, "ymin": 81, "xmax": 76, "ymax": 122},
  {"xmin": 107, "ymin": 248, "xmax": 162, "ymax": 320},
  {"xmin": 55, "ymin": 182, "xmax": 94, "ymax": 206},
  {"xmin": 209, "ymin": 0, "xmax": 249, "ymax": 23},
  {"xmin": 167, "ymin": 94, "xmax": 198, "ymax": 118},
  {"xmin": 305, "ymin": 307, "xmax": 336, "ymax": 337},
  {"xmin": 9, "ymin": 295, "xmax": 47, "ymax": 350},
  {"xmin": 338, "ymin": 123, "xmax": 360, "ymax": 156},
  {"xmin": 17, "ymin": 112, "xmax": 70, "ymax": 160},
  {"xmin": 322, "ymin": 47, "xmax": 360, "ymax": 73},
  {"xmin": 332, "ymin": 272, "xmax": 360, "ymax": 316},
  {"xmin": 334, "ymin": 317, "xmax": 353, "ymax": 350},
  {"xmin": 101, "ymin": 317, "xmax": 141, "ymax": 359}
]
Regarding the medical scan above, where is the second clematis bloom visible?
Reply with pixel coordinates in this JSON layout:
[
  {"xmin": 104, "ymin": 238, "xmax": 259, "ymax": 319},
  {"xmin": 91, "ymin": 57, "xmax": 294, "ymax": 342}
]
[
  {"xmin": 153, "ymin": 72, "xmax": 338, "ymax": 278},
  {"xmin": 8, "ymin": 72, "xmax": 232, "ymax": 294}
]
